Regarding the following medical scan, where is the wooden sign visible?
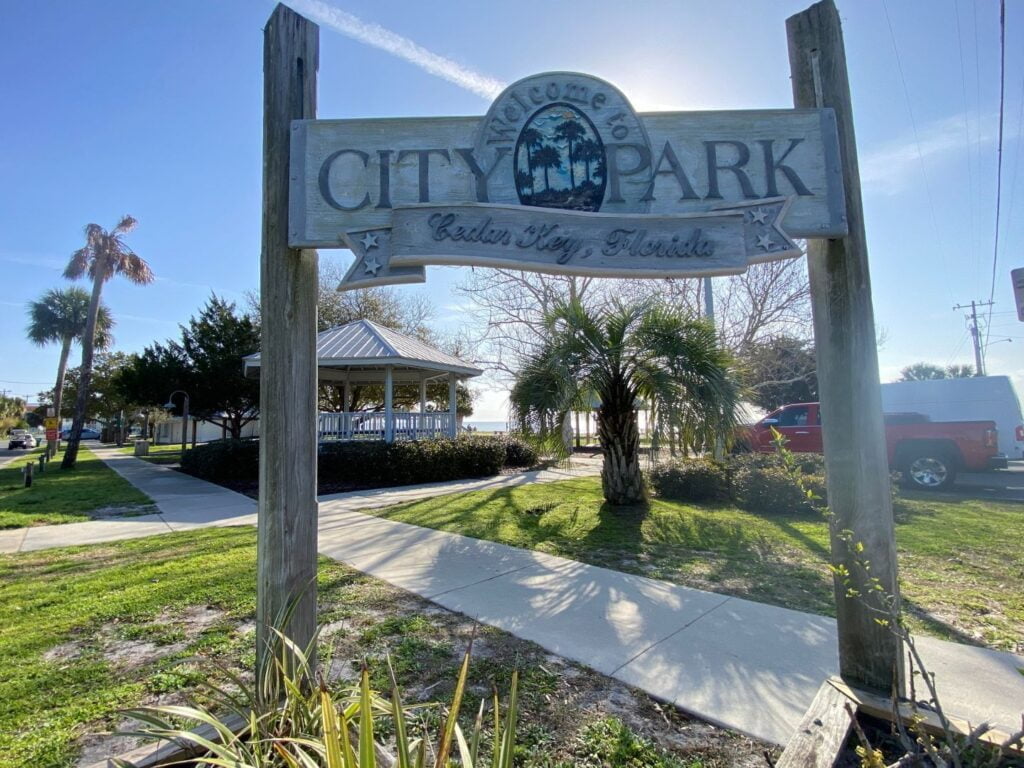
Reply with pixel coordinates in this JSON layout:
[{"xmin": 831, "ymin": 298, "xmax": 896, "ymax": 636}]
[{"xmin": 289, "ymin": 72, "xmax": 844, "ymax": 288}]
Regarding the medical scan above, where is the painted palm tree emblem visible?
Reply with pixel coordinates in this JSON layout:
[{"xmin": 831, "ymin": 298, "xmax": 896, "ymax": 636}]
[{"xmin": 514, "ymin": 104, "xmax": 607, "ymax": 211}]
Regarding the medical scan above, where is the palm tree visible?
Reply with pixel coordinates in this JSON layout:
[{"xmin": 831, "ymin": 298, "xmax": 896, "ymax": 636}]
[
  {"xmin": 532, "ymin": 145, "xmax": 562, "ymax": 192},
  {"xmin": 510, "ymin": 299, "xmax": 741, "ymax": 506},
  {"xmin": 26, "ymin": 287, "xmax": 114, "ymax": 429},
  {"xmin": 519, "ymin": 127, "xmax": 543, "ymax": 195},
  {"xmin": 554, "ymin": 119, "xmax": 586, "ymax": 190},
  {"xmin": 574, "ymin": 139, "xmax": 602, "ymax": 183},
  {"xmin": 61, "ymin": 215, "xmax": 153, "ymax": 468}
]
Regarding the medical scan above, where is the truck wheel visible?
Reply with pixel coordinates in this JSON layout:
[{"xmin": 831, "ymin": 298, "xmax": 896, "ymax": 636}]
[{"xmin": 904, "ymin": 453, "xmax": 956, "ymax": 491}]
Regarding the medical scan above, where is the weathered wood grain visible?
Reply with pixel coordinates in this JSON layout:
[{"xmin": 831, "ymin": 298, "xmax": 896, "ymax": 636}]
[
  {"xmin": 258, "ymin": 3, "xmax": 319, "ymax": 675},
  {"xmin": 289, "ymin": 108, "xmax": 845, "ymax": 247},
  {"xmin": 788, "ymin": 0, "xmax": 904, "ymax": 692},
  {"xmin": 827, "ymin": 677, "xmax": 1023, "ymax": 757},
  {"xmin": 776, "ymin": 679, "xmax": 855, "ymax": 768}
]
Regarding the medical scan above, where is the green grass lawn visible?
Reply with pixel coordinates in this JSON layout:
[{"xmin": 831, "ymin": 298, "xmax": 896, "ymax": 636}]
[
  {"xmin": 372, "ymin": 477, "xmax": 1024, "ymax": 653},
  {"xmin": 115, "ymin": 442, "xmax": 184, "ymax": 465},
  {"xmin": 0, "ymin": 527, "xmax": 767, "ymax": 767},
  {"xmin": 0, "ymin": 446, "xmax": 154, "ymax": 529}
]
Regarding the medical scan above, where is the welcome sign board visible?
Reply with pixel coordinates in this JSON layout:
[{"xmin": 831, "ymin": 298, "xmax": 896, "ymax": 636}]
[{"xmin": 287, "ymin": 72, "xmax": 846, "ymax": 289}]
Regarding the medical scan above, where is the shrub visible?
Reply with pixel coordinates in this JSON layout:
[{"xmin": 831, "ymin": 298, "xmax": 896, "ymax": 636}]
[
  {"xmin": 500, "ymin": 435, "xmax": 539, "ymax": 467},
  {"xmin": 318, "ymin": 435, "xmax": 506, "ymax": 487},
  {"xmin": 179, "ymin": 438, "xmax": 259, "ymax": 483},
  {"xmin": 649, "ymin": 458, "xmax": 730, "ymax": 502},
  {"xmin": 183, "ymin": 435, "xmax": 516, "ymax": 488},
  {"xmin": 728, "ymin": 452, "xmax": 824, "ymax": 515}
]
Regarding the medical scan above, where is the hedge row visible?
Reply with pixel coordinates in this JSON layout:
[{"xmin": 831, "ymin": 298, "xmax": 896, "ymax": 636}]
[
  {"xmin": 180, "ymin": 434, "xmax": 538, "ymax": 487},
  {"xmin": 649, "ymin": 453, "xmax": 828, "ymax": 515}
]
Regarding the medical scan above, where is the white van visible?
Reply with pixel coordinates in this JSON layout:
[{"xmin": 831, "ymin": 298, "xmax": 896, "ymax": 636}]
[{"xmin": 880, "ymin": 375, "xmax": 1024, "ymax": 461}]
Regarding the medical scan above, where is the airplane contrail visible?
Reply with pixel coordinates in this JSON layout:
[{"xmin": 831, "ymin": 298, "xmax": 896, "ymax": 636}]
[{"xmin": 286, "ymin": 0, "xmax": 506, "ymax": 100}]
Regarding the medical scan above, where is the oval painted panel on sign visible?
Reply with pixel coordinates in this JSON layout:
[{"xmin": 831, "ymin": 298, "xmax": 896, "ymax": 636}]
[{"xmin": 513, "ymin": 103, "xmax": 607, "ymax": 212}]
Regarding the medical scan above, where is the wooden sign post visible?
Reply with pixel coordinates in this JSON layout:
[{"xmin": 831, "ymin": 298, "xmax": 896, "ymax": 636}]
[
  {"xmin": 258, "ymin": 4, "xmax": 320, "ymax": 678},
  {"xmin": 258, "ymin": 0, "xmax": 902, "ymax": 701},
  {"xmin": 788, "ymin": 0, "xmax": 903, "ymax": 693}
]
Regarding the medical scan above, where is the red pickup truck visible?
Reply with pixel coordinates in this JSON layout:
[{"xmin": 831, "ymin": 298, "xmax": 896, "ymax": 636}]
[{"xmin": 746, "ymin": 402, "xmax": 1001, "ymax": 491}]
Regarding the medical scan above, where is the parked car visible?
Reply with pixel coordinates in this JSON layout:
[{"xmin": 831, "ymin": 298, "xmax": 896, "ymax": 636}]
[
  {"xmin": 7, "ymin": 432, "xmax": 37, "ymax": 450},
  {"xmin": 744, "ymin": 402, "xmax": 1001, "ymax": 491},
  {"xmin": 880, "ymin": 375, "xmax": 1024, "ymax": 461},
  {"xmin": 59, "ymin": 427, "xmax": 102, "ymax": 440}
]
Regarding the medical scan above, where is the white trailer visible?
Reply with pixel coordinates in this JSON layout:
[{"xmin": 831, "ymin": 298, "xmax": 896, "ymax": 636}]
[{"xmin": 880, "ymin": 375, "xmax": 1024, "ymax": 460}]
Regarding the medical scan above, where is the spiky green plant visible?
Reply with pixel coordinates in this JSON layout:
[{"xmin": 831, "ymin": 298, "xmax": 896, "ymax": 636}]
[{"xmin": 112, "ymin": 629, "xmax": 520, "ymax": 768}]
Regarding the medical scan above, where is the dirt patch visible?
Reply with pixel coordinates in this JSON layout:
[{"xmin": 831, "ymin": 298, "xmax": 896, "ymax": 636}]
[{"xmin": 88, "ymin": 504, "xmax": 158, "ymax": 519}]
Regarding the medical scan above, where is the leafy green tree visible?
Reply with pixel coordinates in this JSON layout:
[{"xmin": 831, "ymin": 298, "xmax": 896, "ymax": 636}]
[
  {"xmin": 0, "ymin": 395, "xmax": 27, "ymax": 435},
  {"xmin": 26, "ymin": 287, "xmax": 113, "ymax": 430},
  {"xmin": 510, "ymin": 299, "xmax": 741, "ymax": 506},
  {"xmin": 898, "ymin": 362, "xmax": 974, "ymax": 382},
  {"xmin": 61, "ymin": 216, "xmax": 154, "ymax": 468},
  {"xmin": 737, "ymin": 335, "xmax": 817, "ymax": 411},
  {"xmin": 117, "ymin": 295, "xmax": 260, "ymax": 439},
  {"xmin": 48, "ymin": 352, "xmax": 140, "ymax": 443}
]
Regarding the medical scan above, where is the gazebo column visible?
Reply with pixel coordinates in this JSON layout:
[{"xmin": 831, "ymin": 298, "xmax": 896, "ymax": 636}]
[
  {"xmin": 448, "ymin": 373, "xmax": 457, "ymax": 437},
  {"xmin": 384, "ymin": 365, "xmax": 394, "ymax": 443},
  {"xmin": 419, "ymin": 378, "xmax": 428, "ymax": 438}
]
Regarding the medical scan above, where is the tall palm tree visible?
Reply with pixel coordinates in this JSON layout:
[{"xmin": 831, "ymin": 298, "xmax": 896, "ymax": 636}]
[
  {"xmin": 61, "ymin": 215, "xmax": 153, "ymax": 468},
  {"xmin": 532, "ymin": 145, "xmax": 562, "ymax": 192},
  {"xmin": 510, "ymin": 299, "xmax": 741, "ymax": 506},
  {"xmin": 26, "ymin": 287, "xmax": 114, "ymax": 428},
  {"xmin": 519, "ymin": 127, "xmax": 543, "ymax": 195},
  {"xmin": 554, "ymin": 119, "xmax": 586, "ymax": 190}
]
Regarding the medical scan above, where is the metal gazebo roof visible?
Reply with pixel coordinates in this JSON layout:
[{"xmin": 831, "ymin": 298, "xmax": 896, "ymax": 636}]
[{"xmin": 243, "ymin": 319, "xmax": 482, "ymax": 384}]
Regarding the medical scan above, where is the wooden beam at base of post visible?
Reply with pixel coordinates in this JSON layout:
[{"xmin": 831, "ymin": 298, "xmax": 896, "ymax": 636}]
[
  {"xmin": 787, "ymin": 0, "xmax": 904, "ymax": 692},
  {"xmin": 257, "ymin": 3, "xmax": 319, "ymax": 676},
  {"xmin": 775, "ymin": 679, "xmax": 855, "ymax": 768}
]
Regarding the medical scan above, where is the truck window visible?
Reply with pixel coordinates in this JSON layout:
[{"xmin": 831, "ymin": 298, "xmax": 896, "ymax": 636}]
[{"xmin": 777, "ymin": 406, "xmax": 809, "ymax": 427}]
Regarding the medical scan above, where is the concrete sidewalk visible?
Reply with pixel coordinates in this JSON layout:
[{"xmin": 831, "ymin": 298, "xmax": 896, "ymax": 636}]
[{"xmin": 3, "ymin": 447, "xmax": 1022, "ymax": 747}]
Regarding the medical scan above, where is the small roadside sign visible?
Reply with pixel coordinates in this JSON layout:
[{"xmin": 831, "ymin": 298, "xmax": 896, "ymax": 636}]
[
  {"xmin": 1012, "ymin": 267, "xmax": 1024, "ymax": 322},
  {"xmin": 44, "ymin": 417, "xmax": 59, "ymax": 430}
]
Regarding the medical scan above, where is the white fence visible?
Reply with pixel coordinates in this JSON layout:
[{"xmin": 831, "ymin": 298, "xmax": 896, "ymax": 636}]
[{"xmin": 317, "ymin": 411, "xmax": 455, "ymax": 442}]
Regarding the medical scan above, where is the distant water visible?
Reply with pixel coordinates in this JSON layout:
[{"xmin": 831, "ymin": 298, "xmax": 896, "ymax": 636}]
[{"xmin": 465, "ymin": 420, "xmax": 509, "ymax": 433}]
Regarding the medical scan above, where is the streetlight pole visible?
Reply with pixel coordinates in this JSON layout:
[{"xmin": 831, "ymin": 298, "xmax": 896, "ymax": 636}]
[{"xmin": 164, "ymin": 390, "xmax": 190, "ymax": 458}]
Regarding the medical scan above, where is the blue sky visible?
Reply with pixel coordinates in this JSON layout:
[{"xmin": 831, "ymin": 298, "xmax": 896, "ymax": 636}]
[{"xmin": 1, "ymin": 0, "xmax": 1021, "ymax": 420}]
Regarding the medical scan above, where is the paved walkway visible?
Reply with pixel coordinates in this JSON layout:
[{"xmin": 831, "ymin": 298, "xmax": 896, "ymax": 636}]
[{"xmin": 3, "ymin": 447, "xmax": 1022, "ymax": 747}]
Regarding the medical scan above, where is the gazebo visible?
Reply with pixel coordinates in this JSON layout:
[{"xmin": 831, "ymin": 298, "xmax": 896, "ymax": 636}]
[{"xmin": 244, "ymin": 319, "xmax": 482, "ymax": 443}]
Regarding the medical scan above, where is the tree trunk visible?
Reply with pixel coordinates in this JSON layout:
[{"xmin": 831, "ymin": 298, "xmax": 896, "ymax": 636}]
[
  {"xmin": 62, "ymin": 268, "xmax": 105, "ymax": 468},
  {"xmin": 598, "ymin": 402, "xmax": 645, "ymax": 505},
  {"xmin": 53, "ymin": 335, "xmax": 72, "ymax": 421}
]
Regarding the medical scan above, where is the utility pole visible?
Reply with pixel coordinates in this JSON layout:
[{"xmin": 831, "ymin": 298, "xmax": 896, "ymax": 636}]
[
  {"xmin": 702, "ymin": 276, "xmax": 715, "ymax": 324},
  {"xmin": 953, "ymin": 300, "xmax": 994, "ymax": 377}
]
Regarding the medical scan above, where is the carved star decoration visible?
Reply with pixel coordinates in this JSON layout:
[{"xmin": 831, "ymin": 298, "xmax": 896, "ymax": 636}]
[
  {"xmin": 360, "ymin": 232, "xmax": 379, "ymax": 251},
  {"xmin": 749, "ymin": 208, "xmax": 769, "ymax": 225},
  {"xmin": 363, "ymin": 255, "xmax": 382, "ymax": 275},
  {"xmin": 756, "ymin": 233, "xmax": 774, "ymax": 251}
]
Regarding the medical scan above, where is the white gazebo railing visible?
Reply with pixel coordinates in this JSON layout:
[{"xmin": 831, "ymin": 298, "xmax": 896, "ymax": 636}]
[{"xmin": 318, "ymin": 411, "xmax": 455, "ymax": 442}]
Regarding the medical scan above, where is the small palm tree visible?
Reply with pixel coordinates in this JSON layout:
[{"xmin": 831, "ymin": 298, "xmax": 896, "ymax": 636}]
[
  {"xmin": 532, "ymin": 145, "xmax": 562, "ymax": 192},
  {"xmin": 511, "ymin": 299, "xmax": 741, "ymax": 506},
  {"xmin": 61, "ymin": 216, "xmax": 153, "ymax": 468},
  {"xmin": 26, "ymin": 287, "xmax": 114, "ymax": 426}
]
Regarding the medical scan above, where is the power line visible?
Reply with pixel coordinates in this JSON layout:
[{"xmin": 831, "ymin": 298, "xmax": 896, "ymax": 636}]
[
  {"xmin": 984, "ymin": 0, "xmax": 1007, "ymax": 348},
  {"xmin": 881, "ymin": 0, "xmax": 955, "ymax": 303},
  {"xmin": 952, "ymin": 0, "xmax": 980, "ymax": 293},
  {"xmin": 953, "ymin": 300, "xmax": 994, "ymax": 376}
]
